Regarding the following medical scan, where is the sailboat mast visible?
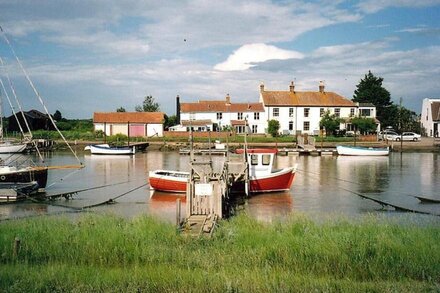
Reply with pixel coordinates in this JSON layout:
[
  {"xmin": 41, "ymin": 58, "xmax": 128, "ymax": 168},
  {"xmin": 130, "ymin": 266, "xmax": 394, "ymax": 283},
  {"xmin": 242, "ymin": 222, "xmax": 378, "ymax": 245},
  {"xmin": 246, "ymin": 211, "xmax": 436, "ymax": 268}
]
[{"xmin": 0, "ymin": 86, "xmax": 3, "ymax": 140}]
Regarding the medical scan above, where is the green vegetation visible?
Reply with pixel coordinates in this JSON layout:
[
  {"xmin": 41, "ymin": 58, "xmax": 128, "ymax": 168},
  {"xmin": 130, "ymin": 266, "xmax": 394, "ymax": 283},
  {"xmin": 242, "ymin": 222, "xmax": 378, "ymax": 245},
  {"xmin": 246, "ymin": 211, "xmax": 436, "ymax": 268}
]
[
  {"xmin": 267, "ymin": 119, "xmax": 280, "ymax": 137},
  {"xmin": 135, "ymin": 95, "xmax": 160, "ymax": 112},
  {"xmin": 351, "ymin": 117, "xmax": 377, "ymax": 134},
  {"xmin": 1, "ymin": 214, "xmax": 439, "ymax": 291},
  {"xmin": 320, "ymin": 111, "xmax": 343, "ymax": 135}
]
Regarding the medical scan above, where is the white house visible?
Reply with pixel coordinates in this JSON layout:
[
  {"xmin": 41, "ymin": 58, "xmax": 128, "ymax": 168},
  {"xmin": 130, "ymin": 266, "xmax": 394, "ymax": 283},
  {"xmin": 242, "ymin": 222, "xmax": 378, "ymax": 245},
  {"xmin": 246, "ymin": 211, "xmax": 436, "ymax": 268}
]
[
  {"xmin": 93, "ymin": 112, "xmax": 164, "ymax": 137},
  {"xmin": 177, "ymin": 94, "xmax": 266, "ymax": 134},
  {"xmin": 421, "ymin": 98, "xmax": 440, "ymax": 137},
  {"xmin": 259, "ymin": 81, "xmax": 379, "ymax": 135}
]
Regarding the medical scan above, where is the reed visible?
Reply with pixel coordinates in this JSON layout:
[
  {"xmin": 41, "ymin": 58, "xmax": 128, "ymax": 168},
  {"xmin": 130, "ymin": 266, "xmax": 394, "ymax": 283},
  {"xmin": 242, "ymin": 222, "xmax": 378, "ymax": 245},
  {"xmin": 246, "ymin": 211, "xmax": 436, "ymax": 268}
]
[{"xmin": 1, "ymin": 213, "xmax": 439, "ymax": 291}]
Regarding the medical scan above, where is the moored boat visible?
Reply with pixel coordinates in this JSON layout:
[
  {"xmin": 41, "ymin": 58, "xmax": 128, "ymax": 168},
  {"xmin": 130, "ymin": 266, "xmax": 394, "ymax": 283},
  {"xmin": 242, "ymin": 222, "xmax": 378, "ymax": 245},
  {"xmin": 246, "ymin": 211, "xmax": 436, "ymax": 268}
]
[
  {"xmin": 0, "ymin": 165, "xmax": 48, "ymax": 189},
  {"xmin": 235, "ymin": 148, "xmax": 297, "ymax": 193},
  {"xmin": 336, "ymin": 145, "xmax": 389, "ymax": 156},
  {"xmin": 84, "ymin": 144, "xmax": 135, "ymax": 155},
  {"xmin": 0, "ymin": 142, "xmax": 27, "ymax": 154},
  {"xmin": 149, "ymin": 170, "xmax": 189, "ymax": 193},
  {"xmin": 149, "ymin": 149, "xmax": 298, "ymax": 194}
]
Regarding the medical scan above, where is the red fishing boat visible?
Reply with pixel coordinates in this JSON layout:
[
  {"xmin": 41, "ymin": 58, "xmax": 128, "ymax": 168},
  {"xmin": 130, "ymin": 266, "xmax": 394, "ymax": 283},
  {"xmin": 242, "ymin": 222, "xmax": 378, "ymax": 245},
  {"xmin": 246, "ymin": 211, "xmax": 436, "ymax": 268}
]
[{"xmin": 148, "ymin": 149, "xmax": 297, "ymax": 194}]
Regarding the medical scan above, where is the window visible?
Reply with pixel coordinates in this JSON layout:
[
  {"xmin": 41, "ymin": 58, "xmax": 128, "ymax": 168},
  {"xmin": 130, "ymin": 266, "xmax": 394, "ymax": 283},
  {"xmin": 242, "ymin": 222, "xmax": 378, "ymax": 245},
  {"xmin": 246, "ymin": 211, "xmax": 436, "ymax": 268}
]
[
  {"xmin": 289, "ymin": 121, "xmax": 294, "ymax": 131},
  {"xmin": 237, "ymin": 112, "xmax": 243, "ymax": 120},
  {"xmin": 304, "ymin": 108, "xmax": 310, "ymax": 118},
  {"xmin": 334, "ymin": 108, "xmax": 340, "ymax": 117},
  {"xmin": 320, "ymin": 108, "xmax": 324, "ymax": 117},
  {"xmin": 262, "ymin": 155, "xmax": 271, "ymax": 165},
  {"xmin": 303, "ymin": 121, "xmax": 310, "ymax": 131},
  {"xmin": 252, "ymin": 125, "xmax": 258, "ymax": 133},
  {"xmin": 360, "ymin": 109, "xmax": 371, "ymax": 117},
  {"xmin": 216, "ymin": 112, "xmax": 222, "ymax": 120},
  {"xmin": 289, "ymin": 108, "xmax": 294, "ymax": 117},
  {"xmin": 250, "ymin": 155, "xmax": 258, "ymax": 165},
  {"xmin": 189, "ymin": 113, "xmax": 195, "ymax": 120},
  {"xmin": 236, "ymin": 125, "xmax": 245, "ymax": 133},
  {"xmin": 254, "ymin": 112, "xmax": 260, "ymax": 120},
  {"xmin": 273, "ymin": 108, "xmax": 279, "ymax": 117},
  {"xmin": 350, "ymin": 108, "xmax": 355, "ymax": 117}
]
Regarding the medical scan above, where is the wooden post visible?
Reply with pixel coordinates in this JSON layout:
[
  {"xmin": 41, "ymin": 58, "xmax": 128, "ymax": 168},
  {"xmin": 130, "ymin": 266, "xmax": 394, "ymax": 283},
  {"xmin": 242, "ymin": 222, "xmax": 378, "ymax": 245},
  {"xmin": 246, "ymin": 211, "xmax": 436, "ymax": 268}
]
[
  {"xmin": 176, "ymin": 198, "xmax": 181, "ymax": 227},
  {"xmin": 13, "ymin": 237, "xmax": 20, "ymax": 258}
]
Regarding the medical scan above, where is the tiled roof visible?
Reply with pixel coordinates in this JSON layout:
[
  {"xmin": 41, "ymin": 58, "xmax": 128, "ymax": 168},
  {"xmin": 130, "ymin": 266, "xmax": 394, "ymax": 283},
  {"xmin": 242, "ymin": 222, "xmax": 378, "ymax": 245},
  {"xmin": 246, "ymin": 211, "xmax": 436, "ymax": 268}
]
[
  {"xmin": 181, "ymin": 119, "xmax": 213, "ymax": 126},
  {"xmin": 181, "ymin": 100, "xmax": 264, "ymax": 113},
  {"xmin": 359, "ymin": 102, "xmax": 375, "ymax": 107},
  {"xmin": 230, "ymin": 120, "xmax": 247, "ymax": 125},
  {"xmin": 261, "ymin": 91, "xmax": 355, "ymax": 107},
  {"xmin": 93, "ymin": 112, "xmax": 164, "ymax": 123},
  {"xmin": 431, "ymin": 102, "xmax": 440, "ymax": 121}
]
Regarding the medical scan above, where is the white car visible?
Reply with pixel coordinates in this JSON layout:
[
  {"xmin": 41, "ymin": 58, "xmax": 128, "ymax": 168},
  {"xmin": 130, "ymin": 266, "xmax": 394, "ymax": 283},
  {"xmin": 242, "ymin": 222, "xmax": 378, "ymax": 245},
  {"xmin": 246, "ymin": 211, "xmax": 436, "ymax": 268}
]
[
  {"xmin": 379, "ymin": 130, "xmax": 399, "ymax": 141},
  {"xmin": 398, "ymin": 132, "xmax": 421, "ymax": 141}
]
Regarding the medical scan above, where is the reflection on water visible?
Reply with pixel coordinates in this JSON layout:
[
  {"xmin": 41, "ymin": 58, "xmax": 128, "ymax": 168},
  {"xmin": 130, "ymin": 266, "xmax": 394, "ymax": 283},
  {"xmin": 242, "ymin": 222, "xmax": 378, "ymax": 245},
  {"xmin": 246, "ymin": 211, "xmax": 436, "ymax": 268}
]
[{"xmin": 0, "ymin": 151, "xmax": 439, "ymax": 222}]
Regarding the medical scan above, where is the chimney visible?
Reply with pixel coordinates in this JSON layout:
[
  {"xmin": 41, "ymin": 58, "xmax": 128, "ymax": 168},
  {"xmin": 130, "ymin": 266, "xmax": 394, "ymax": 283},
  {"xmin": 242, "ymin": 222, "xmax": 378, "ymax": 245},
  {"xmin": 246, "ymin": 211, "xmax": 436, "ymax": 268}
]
[
  {"xmin": 259, "ymin": 82, "xmax": 265, "ymax": 93},
  {"xmin": 319, "ymin": 81, "xmax": 325, "ymax": 93},
  {"xmin": 176, "ymin": 95, "xmax": 180, "ymax": 124},
  {"xmin": 225, "ymin": 93, "xmax": 231, "ymax": 105},
  {"xmin": 289, "ymin": 81, "xmax": 295, "ymax": 92}
]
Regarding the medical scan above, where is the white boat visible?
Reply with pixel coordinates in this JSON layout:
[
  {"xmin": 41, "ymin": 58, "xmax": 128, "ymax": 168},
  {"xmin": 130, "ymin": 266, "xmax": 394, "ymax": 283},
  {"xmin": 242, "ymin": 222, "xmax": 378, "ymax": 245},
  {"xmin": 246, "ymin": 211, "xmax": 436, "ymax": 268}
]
[
  {"xmin": 0, "ymin": 142, "xmax": 27, "ymax": 153},
  {"xmin": 336, "ymin": 145, "xmax": 389, "ymax": 156},
  {"xmin": 84, "ymin": 144, "xmax": 135, "ymax": 155}
]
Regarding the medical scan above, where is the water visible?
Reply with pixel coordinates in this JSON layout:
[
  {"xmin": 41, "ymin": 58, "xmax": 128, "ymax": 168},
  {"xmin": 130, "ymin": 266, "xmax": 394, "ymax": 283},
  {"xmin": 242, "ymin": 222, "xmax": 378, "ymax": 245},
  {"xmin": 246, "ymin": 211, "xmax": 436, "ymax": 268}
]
[{"xmin": 0, "ymin": 150, "xmax": 439, "ymax": 223}]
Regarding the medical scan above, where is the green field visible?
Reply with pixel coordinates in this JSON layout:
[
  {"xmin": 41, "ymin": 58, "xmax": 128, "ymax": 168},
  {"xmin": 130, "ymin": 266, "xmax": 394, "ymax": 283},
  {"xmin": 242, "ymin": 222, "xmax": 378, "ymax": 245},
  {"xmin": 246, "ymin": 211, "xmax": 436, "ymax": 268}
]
[{"xmin": 1, "ymin": 213, "xmax": 439, "ymax": 292}]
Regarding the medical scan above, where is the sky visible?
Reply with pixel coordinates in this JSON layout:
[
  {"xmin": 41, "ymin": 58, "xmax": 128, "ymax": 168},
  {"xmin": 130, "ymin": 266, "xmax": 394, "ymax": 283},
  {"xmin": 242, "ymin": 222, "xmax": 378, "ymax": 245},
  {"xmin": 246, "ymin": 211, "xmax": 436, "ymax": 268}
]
[{"xmin": 0, "ymin": 0, "xmax": 439, "ymax": 119}]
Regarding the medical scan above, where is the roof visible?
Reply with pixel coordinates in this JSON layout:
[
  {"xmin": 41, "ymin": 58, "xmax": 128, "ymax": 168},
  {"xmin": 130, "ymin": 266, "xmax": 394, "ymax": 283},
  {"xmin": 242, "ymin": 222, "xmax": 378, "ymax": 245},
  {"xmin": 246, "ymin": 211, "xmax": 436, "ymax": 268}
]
[
  {"xmin": 261, "ymin": 91, "xmax": 355, "ymax": 107},
  {"xmin": 180, "ymin": 100, "xmax": 264, "ymax": 113},
  {"xmin": 181, "ymin": 119, "xmax": 213, "ymax": 126},
  {"xmin": 358, "ymin": 102, "xmax": 375, "ymax": 107},
  {"xmin": 93, "ymin": 112, "xmax": 164, "ymax": 123},
  {"xmin": 431, "ymin": 102, "xmax": 440, "ymax": 121},
  {"xmin": 230, "ymin": 120, "xmax": 247, "ymax": 126}
]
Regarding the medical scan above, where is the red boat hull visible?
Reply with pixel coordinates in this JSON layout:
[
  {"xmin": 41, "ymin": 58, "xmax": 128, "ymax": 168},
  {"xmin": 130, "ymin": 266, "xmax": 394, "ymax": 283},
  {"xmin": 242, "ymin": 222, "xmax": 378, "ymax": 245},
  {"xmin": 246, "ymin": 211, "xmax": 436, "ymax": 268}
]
[
  {"xmin": 149, "ymin": 175, "xmax": 188, "ymax": 193},
  {"xmin": 149, "ymin": 168, "xmax": 296, "ymax": 194}
]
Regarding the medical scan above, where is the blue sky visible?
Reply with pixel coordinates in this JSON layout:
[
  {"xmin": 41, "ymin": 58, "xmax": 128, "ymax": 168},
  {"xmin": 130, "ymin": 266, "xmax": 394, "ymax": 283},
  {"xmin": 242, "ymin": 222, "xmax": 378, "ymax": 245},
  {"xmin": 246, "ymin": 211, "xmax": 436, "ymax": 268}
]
[{"xmin": 0, "ymin": 0, "xmax": 439, "ymax": 118}]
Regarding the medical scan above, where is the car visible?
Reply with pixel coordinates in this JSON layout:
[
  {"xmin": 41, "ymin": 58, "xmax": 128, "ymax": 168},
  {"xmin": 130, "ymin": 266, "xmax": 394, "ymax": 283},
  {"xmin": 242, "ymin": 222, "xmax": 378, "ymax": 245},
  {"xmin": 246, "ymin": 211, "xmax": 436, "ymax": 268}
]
[
  {"xmin": 378, "ymin": 130, "xmax": 399, "ymax": 141},
  {"xmin": 398, "ymin": 132, "xmax": 421, "ymax": 141}
]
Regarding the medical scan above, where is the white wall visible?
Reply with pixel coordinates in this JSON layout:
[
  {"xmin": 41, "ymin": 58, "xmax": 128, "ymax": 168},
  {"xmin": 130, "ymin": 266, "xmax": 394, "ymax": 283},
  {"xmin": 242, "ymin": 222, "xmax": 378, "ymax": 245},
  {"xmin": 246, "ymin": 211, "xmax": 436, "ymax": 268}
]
[
  {"xmin": 421, "ymin": 98, "xmax": 440, "ymax": 137},
  {"xmin": 93, "ymin": 122, "xmax": 163, "ymax": 137}
]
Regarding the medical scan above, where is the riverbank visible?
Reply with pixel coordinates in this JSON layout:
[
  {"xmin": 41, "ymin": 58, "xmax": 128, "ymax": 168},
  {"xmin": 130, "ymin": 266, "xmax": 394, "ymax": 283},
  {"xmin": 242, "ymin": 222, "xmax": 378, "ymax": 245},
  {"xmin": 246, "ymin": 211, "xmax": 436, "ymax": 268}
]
[
  {"xmin": 1, "ymin": 213, "xmax": 439, "ymax": 291},
  {"xmin": 63, "ymin": 137, "xmax": 439, "ymax": 152}
]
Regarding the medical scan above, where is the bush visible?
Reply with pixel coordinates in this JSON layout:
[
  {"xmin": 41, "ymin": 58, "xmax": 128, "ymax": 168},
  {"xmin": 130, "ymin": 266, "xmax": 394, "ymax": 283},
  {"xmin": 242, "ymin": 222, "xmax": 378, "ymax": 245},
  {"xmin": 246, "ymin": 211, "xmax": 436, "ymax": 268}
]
[{"xmin": 268, "ymin": 120, "xmax": 280, "ymax": 137}]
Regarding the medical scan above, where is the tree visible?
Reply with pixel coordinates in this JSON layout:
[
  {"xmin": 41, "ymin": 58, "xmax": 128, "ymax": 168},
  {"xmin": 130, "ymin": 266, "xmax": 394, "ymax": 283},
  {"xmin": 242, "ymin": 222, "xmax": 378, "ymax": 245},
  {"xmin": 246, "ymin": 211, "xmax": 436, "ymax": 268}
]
[
  {"xmin": 267, "ymin": 119, "xmax": 280, "ymax": 137},
  {"xmin": 164, "ymin": 114, "xmax": 178, "ymax": 129},
  {"xmin": 116, "ymin": 107, "xmax": 126, "ymax": 112},
  {"xmin": 353, "ymin": 71, "xmax": 392, "ymax": 124},
  {"xmin": 351, "ymin": 117, "xmax": 376, "ymax": 134},
  {"xmin": 135, "ymin": 95, "xmax": 160, "ymax": 112},
  {"xmin": 53, "ymin": 110, "xmax": 62, "ymax": 121},
  {"xmin": 319, "ymin": 111, "xmax": 342, "ymax": 136}
]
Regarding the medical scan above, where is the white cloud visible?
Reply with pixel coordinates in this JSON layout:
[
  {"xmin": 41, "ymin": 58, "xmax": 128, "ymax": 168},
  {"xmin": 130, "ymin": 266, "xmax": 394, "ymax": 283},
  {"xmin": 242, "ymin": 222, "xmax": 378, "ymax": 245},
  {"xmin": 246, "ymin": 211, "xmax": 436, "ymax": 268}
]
[
  {"xmin": 214, "ymin": 43, "xmax": 304, "ymax": 71},
  {"xmin": 357, "ymin": 0, "xmax": 440, "ymax": 13}
]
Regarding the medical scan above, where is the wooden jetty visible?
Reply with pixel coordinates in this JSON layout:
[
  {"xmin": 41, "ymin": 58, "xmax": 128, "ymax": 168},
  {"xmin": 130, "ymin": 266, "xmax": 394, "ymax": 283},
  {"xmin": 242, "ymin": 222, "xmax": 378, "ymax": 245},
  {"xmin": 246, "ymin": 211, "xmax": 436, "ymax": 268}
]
[{"xmin": 180, "ymin": 135, "xmax": 247, "ymax": 237}]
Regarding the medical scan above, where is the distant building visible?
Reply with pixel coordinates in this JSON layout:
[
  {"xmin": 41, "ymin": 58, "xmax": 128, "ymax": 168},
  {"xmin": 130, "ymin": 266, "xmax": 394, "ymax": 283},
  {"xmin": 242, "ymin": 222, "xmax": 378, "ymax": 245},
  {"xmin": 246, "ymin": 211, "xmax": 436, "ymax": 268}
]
[
  {"xmin": 421, "ymin": 98, "xmax": 440, "ymax": 137},
  {"xmin": 177, "ymin": 94, "xmax": 266, "ymax": 134},
  {"xmin": 93, "ymin": 112, "xmax": 165, "ymax": 137},
  {"xmin": 7, "ymin": 109, "xmax": 55, "ymax": 133},
  {"xmin": 259, "ymin": 81, "xmax": 379, "ymax": 135}
]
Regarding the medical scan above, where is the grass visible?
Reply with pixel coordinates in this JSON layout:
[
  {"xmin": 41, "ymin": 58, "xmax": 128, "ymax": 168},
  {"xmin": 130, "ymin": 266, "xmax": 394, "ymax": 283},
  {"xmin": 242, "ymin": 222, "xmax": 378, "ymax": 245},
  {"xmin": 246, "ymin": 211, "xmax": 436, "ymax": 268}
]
[{"xmin": 1, "ymin": 213, "xmax": 439, "ymax": 291}]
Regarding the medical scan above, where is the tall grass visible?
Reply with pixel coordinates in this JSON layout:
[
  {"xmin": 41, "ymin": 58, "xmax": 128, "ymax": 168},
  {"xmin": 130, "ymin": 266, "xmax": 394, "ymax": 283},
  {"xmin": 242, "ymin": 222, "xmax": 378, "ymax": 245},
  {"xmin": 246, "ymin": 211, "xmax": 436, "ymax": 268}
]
[{"xmin": 1, "ymin": 213, "xmax": 439, "ymax": 291}]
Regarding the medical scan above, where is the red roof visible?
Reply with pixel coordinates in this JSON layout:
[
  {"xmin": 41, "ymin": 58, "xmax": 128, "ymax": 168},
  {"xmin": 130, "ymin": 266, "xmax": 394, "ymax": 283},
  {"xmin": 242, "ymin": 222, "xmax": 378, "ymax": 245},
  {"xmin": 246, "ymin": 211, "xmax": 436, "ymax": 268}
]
[
  {"xmin": 180, "ymin": 100, "xmax": 264, "ymax": 113},
  {"xmin": 93, "ymin": 112, "xmax": 164, "ymax": 123},
  {"xmin": 261, "ymin": 91, "xmax": 355, "ymax": 107}
]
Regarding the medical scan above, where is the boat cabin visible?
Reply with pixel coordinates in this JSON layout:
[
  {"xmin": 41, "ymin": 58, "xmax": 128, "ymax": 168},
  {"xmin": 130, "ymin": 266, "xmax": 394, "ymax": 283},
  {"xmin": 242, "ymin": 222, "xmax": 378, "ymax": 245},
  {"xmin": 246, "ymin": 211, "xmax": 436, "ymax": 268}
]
[{"xmin": 236, "ymin": 149, "xmax": 277, "ymax": 176}]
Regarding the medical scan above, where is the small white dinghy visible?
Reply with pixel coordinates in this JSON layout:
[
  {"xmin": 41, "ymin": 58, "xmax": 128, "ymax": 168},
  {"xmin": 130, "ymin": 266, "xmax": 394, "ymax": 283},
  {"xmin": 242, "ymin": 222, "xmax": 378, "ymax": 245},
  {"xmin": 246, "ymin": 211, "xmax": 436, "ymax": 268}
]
[
  {"xmin": 84, "ymin": 144, "xmax": 135, "ymax": 155},
  {"xmin": 336, "ymin": 145, "xmax": 389, "ymax": 156}
]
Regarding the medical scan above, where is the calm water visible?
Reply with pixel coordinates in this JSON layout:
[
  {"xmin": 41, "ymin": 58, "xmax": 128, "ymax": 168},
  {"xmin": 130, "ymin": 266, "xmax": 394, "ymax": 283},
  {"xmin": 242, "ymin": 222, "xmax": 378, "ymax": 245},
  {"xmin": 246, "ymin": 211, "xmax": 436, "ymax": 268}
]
[{"xmin": 1, "ymin": 150, "xmax": 439, "ymax": 223}]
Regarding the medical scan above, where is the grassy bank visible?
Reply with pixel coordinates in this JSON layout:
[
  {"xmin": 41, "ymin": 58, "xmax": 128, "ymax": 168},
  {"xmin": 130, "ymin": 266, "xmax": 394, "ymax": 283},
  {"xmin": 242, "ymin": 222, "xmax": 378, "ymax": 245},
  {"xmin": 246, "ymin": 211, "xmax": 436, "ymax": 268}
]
[{"xmin": 1, "ymin": 214, "xmax": 439, "ymax": 292}]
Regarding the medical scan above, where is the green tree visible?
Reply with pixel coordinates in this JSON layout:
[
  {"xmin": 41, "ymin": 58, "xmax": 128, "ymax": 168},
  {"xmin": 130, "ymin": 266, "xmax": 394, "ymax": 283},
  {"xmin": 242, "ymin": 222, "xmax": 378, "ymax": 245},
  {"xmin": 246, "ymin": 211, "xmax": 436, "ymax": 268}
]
[
  {"xmin": 353, "ymin": 71, "xmax": 392, "ymax": 124},
  {"xmin": 53, "ymin": 110, "xmax": 62, "ymax": 121},
  {"xmin": 351, "ymin": 117, "xmax": 377, "ymax": 134},
  {"xmin": 164, "ymin": 115, "xmax": 178, "ymax": 129},
  {"xmin": 116, "ymin": 107, "xmax": 126, "ymax": 112},
  {"xmin": 319, "ymin": 111, "xmax": 342, "ymax": 135},
  {"xmin": 267, "ymin": 119, "xmax": 280, "ymax": 137},
  {"xmin": 135, "ymin": 95, "xmax": 160, "ymax": 112}
]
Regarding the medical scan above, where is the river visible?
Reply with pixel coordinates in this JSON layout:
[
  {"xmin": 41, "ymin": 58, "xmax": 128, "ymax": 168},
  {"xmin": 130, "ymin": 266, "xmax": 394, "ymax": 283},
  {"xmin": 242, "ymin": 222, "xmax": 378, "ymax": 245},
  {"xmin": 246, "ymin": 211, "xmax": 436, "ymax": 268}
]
[{"xmin": 1, "ymin": 150, "xmax": 439, "ymax": 223}]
